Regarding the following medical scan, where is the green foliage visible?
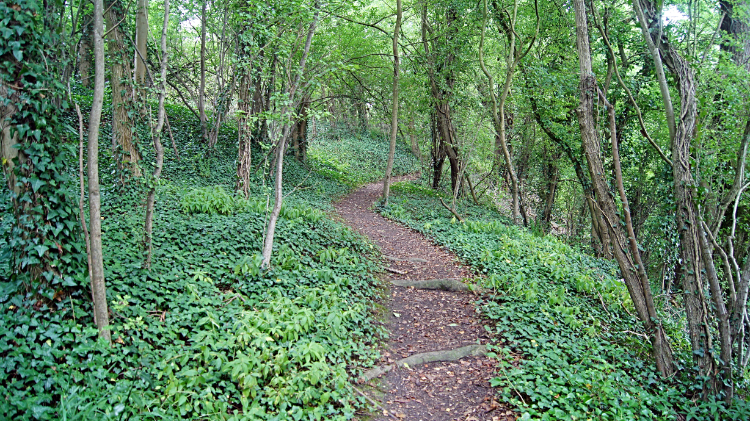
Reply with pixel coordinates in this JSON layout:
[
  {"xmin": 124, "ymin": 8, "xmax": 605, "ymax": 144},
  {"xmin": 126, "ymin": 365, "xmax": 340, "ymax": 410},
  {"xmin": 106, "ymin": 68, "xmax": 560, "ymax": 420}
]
[
  {"xmin": 1, "ymin": 0, "xmax": 87, "ymax": 295},
  {"xmin": 308, "ymin": 124, "xmax": 419, "ymax": 186},
  {"xmin": 1, "ymin": 97, "xmax": 385, "ymax": 419},
  {"xmin": 180, "ymin": 186, "xmax": 237, "ymax": 215},
  {"xmin": 379, "ymin": 182, "xmax": 750, "ymax": 420}
]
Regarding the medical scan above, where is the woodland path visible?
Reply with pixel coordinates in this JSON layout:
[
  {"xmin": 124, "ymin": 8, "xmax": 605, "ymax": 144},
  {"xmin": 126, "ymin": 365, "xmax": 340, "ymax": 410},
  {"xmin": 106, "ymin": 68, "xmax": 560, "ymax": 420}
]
[{"xmin": 334, "ymin": 180, "xmax": 515, "ymax": 421}]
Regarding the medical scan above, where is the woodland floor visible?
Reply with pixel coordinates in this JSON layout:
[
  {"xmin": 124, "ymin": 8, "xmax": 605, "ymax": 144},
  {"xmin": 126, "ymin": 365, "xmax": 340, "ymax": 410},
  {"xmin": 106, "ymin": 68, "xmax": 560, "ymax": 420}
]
[{"xmin": 334, "ymin": 179, "xmax": 516, "ymax": 421}]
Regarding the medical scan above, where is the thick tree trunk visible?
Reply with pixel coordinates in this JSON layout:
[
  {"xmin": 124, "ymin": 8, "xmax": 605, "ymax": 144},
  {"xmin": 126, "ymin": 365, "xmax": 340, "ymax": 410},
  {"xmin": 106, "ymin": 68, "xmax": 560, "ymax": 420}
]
[
  {"xmin": 89, "ymin": 0, "xmax": 111, "ymax": 343},
  {"xmin": 634, "ymin": 0, "xmax": 717, "ymax": 392},
  {"xmin": 105, "ymin": 1, "xmax": 140, "ymax": 177},
  {"xmin": 382, "ymin": 0, "xmax": 402, "ymax": 205},
  {"xmin": 78, "ymin": 13, "xmax": 93, "ymax": 88},
  {"xmin": 292, "ymin": 97, "xmax": 311, "ymax": 162},
  {"xmin": 134, "ymin": 0, "xmax": 149, "ymax": 85}
]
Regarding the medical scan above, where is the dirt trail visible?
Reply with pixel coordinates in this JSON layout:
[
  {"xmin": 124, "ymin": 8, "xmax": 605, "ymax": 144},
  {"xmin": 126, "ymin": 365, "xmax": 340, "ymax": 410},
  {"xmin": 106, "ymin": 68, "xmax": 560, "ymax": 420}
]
[{"xmin": 335, "ymin": 181, "xmax": 515, "ymax": 421}]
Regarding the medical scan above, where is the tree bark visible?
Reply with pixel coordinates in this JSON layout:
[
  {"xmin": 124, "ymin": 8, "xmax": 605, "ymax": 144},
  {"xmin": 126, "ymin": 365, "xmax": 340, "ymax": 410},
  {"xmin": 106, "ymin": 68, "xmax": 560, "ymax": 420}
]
[
  {"xmin": 1, "ymin": 83, "xmax": 21, "ymax": 193},
  {"xmin": 78, "ymin": 12, "xmax": 93, "ymax": 88},
  {"xmin": 382, "ymin": 0, "xmax": 402, "ymax": 205},
  {"xmin": 134, "ymin": 0, "xmax": 149, "ymax": 85},
  {"xmin": 634, "ymin": 0, "xmax": 716, "ymax": 391},
  {"xmin": 105, "ymin": 0, "xmax": 140, "ymax": 177},
  {"xmin": 89, "ymin": 0, "xmax": 111, "ymax": 343}
]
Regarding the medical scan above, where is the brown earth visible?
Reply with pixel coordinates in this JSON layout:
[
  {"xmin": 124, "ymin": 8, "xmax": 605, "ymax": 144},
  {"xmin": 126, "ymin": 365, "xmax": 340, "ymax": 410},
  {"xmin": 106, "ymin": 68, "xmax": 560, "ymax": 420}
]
[{"xmin": 334, "ymin": 179, "xmax": 516, "ymax": 421}]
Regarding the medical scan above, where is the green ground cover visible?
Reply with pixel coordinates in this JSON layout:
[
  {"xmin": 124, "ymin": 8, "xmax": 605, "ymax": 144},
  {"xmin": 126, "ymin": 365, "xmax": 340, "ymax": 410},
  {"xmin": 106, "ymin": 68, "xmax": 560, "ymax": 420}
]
[
  {"xmin": 380, "ymin": 181, "xmax": 750, "ymax": 420},
  {"xmin": 0, "ymin": 105, "xmax": 419, "ymax": 420}
]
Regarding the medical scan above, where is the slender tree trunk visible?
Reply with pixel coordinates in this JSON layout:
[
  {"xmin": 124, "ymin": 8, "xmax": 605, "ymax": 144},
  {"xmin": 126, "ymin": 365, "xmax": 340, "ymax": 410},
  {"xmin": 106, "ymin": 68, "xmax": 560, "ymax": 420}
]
[
  {"xmin": 575, "ymin": 0, "xmax": 673, "ymax": 376},
  {"xmin": 408, "ymin": 118, "xmax": 421, "ymax": 160},
  {"xmin": 479, "ymin": 0, "xmax": 538, "ymax": 225},
  {"xmin": 199, "ymin": 1, "xmax": 208, "ymax": 141},
  {"xmin": 89, "ymin": 0, "xmax": 111, "ymax": 343},
  {"xmin": 261, "ymin": 4, "xmax": 319, "ymax": 269},
  {"xmin": 144, "ymin": 0, "xmax": 169, "ymax": 269},
  {"xmin": 382, "ymin": 0, "xmax": 402, "ymax": 205}
]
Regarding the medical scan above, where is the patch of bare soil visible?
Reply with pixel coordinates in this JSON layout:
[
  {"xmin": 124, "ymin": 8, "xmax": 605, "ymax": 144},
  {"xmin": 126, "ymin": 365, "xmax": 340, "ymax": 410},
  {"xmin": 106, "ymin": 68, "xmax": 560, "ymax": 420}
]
[{"xmin": 335, "ymin": 179, "xmax": 515, "ymax": 421}]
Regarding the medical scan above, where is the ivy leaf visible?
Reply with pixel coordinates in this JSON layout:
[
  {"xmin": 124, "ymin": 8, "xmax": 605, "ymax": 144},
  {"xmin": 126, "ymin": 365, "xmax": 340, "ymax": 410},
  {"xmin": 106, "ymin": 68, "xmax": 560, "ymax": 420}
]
[
  {"xmin": 34, "ymin": 245, "xmax": 49, "ymax": 257},
  {"xmin": 13, "ymin": 49, "xmax": 22, "ymax": 61},
  {"xmin": 30, "ymin": 178, "xmax": 44, "ymax": 192}
]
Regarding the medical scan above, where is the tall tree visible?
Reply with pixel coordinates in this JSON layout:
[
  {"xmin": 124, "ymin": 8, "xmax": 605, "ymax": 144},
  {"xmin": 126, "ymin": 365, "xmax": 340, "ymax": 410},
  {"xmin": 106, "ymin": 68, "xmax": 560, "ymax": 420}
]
[
  {"xmin": 478, "ymin": 0, "xmax": 539, "ymax": 225},
  {"xmin": 382, "ymin": 0, "xmax": 403, "ymax": 205},
  {"xmin": 260, "ymin": 1, "xmax": 320, "ymax": 269},
  {"xmin": 144, "ymin": 0, "xmax": 170, "ymax": 269},
  {"xmin": 88, "ymin": 0, "xmax": 111, "ymax": 342},
  {"xmin": 573, "ymin": 0, "xmax": 673, "ymax": 376},
  {"xmin": 105, "ymin": 0, "xmax": 140, "ymax": 176},
  {"xmin": 134, "ymin": 0, "xmax": 149, "ymax": 85}
]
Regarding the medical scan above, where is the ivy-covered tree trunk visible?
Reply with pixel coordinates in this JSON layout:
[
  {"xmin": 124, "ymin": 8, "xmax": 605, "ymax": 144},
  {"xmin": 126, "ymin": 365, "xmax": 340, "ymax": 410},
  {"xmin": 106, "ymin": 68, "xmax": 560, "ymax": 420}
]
[
  {"xmin": 634, "ymin": 0, "xmax": 723, "ymax": 394},
  {"xmin": 1, "ymin": 0, "xmax": 88, "ymax": 302},
  {"xmin": 1, "ymin": 83, "xmax": 21, "ymax": 193},
  {"xmin": 144, "ymin": 0, "xmax": 170, "ymax": 269},
  {"xmin": 105, "ymin": 0, "xmax": 140, "ymax": 177},
  {"xmin": 292, "ymin": 96, "xmax": 311, "ymax": 163}
]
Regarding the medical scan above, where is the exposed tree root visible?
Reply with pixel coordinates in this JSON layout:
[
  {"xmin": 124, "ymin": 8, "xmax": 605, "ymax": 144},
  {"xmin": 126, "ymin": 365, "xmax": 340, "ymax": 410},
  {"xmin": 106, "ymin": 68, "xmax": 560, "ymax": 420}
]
[
  {"xmin": 391, "ymin": 278, "xmax": 478, "ymax": 292},
  {"xmin": 359, "ymin": 344, "xmax": 486, "ymax": 383}
]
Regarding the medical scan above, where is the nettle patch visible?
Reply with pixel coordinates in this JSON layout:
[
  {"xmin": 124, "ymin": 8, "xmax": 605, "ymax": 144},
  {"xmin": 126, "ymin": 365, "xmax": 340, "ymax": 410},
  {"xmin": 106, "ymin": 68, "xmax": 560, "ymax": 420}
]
[{"xmin": 379, "ymin": 184, "xmax": 750, "ymax": 420}]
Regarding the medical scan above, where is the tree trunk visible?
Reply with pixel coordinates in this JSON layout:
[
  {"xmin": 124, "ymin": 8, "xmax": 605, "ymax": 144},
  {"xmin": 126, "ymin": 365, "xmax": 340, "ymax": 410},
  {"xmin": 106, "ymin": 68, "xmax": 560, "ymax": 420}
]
[
  {"xmin": 634, "ymin": 0, "xmax": 717, "ymax": 392},
  {"xmin": 382, "ymin": 0, "xmax": 402, "ymax": 205},
  {"xmin": 575, "ymin": 0, "xmax": 673, "ymax": 376},
  {"xmin": 105, "ymin": 1, "xmax": 140, "ymax": 177},
  {"xmin": 89, "ymin": 0, "xmax": 111, "ymax": 343},
  {"xmin": 1, "ymin": 83, "xmax": 21, "ymax": 193},
  {"xmin": 541, "ymin": 148, "xmax": 559, "ymax": 230},
  {"xmin": 78, "ymin": 13, "xmax": 93, "ymax": 88},
  {"xmin": 134, "ymin": 0, "xmax": 149, "ymax": 85},
  {"xmin": 199, "ymin": 1, "xmax": 208, "ymax": 141},
  {"xmin": 144, "ymin": 0, "xmax": 169, "ymax": 269},
  {"xmin": 261, "ymin": 3, "xmax": 319, "ymax": 269}
]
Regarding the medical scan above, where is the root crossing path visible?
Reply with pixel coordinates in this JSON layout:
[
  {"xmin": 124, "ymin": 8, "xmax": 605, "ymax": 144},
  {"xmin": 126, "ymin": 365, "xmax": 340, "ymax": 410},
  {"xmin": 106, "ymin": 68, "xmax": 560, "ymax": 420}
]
[{"xmin": 335, "ymin": 181, "xmax": 515, "ymax": 421}]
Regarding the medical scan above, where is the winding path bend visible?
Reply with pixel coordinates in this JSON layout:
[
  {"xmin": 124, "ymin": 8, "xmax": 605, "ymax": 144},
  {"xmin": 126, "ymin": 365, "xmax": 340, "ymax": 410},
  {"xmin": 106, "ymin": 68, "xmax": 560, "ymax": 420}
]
[{"xmin": 335, "ymin": 181, "xmax": 515, "ymax": 421}]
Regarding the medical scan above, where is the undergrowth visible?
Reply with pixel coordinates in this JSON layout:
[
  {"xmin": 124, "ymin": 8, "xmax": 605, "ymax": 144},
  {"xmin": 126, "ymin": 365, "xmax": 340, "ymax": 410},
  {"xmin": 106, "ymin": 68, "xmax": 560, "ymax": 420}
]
[
  {"xmin": 0, "ymin": 102, "xmax": 424, "ymax": 419},
  {"xmin": 380, "ymin": 180, "xmax": 750, "ymax": 420},
  {"xmin": 307, "ymin": 124, "xmax": 419, "ymax": 187}
]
